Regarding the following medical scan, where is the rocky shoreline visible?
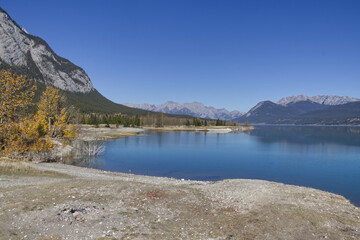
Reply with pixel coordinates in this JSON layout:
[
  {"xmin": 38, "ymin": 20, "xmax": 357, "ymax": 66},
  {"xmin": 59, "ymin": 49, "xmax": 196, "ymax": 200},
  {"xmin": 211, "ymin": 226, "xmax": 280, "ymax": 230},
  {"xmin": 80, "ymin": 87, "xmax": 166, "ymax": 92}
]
[{"xmin": 0, "ymin": 161, "xmax": 359, "ymax": 239}]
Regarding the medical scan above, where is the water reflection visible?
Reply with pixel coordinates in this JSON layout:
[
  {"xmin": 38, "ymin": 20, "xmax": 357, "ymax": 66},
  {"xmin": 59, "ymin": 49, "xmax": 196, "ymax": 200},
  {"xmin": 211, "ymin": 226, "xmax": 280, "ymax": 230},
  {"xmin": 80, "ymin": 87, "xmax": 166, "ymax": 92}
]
[
  {"xmin": 63, "ymin": 140, "xmax": 106, "ymax": 169},
  {"xmin": 64, "ymin": 155, "xmax": 105, "ymax": 169},
  {"xmin": 251, "ymin": 125, "xmax": 360, "ymax": 147}
]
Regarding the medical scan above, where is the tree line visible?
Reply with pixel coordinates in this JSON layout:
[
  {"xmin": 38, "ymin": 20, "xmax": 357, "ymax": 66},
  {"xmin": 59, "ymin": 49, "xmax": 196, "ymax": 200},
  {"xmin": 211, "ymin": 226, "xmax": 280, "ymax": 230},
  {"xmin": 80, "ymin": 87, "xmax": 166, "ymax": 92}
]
[{"xmin": 79, "ymin": 113, "xmax": 239, "ymax": 128}]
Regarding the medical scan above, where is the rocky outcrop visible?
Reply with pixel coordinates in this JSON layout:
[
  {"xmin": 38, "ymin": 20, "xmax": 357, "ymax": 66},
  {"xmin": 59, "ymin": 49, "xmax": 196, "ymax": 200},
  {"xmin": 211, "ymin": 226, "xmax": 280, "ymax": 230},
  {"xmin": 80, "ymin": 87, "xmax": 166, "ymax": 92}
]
[{"xmin": 0, "ymin": 8, "xmax": 93, "ymax": 93}]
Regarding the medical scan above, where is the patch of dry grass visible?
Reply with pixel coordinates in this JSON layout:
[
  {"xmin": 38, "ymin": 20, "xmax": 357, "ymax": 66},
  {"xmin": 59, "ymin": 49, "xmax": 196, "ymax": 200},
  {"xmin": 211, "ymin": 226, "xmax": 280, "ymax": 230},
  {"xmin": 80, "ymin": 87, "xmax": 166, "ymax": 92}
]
[
  {"xmin": 145, "ymin": 189, "xmax": 168, "ymax": 200},
  {"xmin": 0, "ymin": 161, "xmax": 69, "ymax": 177}
]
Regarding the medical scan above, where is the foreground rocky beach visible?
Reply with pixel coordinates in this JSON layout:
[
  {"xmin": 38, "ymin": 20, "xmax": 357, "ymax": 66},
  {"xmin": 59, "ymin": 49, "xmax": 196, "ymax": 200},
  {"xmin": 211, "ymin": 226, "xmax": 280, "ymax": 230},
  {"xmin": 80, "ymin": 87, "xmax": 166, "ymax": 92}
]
[{"xmin": 0, "ymin": 161, "xmax": 359, "ymax": 240}]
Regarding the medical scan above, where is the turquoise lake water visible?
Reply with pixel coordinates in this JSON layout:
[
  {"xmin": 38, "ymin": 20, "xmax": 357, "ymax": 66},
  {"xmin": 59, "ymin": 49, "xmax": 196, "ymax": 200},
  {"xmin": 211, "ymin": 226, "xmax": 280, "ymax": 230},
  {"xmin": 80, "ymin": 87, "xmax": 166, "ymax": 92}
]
[{"xmin": 72, "ymin": 125, "xmax": 360, "ymax": 206}]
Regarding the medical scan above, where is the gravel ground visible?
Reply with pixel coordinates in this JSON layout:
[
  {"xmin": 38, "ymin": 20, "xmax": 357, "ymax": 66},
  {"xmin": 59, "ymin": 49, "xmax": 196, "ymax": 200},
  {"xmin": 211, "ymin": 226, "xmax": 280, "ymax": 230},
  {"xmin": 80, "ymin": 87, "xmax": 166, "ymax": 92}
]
[{"xmin": 0, "ymin": 162, "xmax": 359, "ymax": 240}]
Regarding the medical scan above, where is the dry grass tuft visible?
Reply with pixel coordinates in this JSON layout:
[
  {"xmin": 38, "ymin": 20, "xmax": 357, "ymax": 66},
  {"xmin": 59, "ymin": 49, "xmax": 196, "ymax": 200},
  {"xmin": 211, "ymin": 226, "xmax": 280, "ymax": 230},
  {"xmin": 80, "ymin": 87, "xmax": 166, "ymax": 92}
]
[{"xmin": 0, "ymin": 161, "xmax": 69, "ymax": 177}]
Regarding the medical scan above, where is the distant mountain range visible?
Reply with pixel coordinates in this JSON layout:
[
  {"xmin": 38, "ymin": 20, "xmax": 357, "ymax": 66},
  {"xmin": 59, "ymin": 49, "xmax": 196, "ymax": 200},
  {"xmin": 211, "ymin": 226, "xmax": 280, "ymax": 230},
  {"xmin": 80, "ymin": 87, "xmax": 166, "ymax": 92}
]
[
  {"xmin": 125, "ymin": 95, "xmax": 360, "ymax": 124},
  {"xmin": 124, "ymin": 101, "xmax": 244, "ymax": 120},
  {"xmin": 235, "ymin": 95, "xmax": 360, "ymax": 125},
  {"xmin": 277, "ymin": 95, "xmax": 360, "ymax": 106}
]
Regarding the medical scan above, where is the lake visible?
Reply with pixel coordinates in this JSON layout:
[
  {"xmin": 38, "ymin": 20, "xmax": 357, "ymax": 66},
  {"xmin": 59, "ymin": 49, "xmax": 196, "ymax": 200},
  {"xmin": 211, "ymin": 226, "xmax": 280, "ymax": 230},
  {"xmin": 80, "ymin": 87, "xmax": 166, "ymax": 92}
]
[{"xmin": 69, "ymin": 125, "xmax": 360, "ymax": 206}]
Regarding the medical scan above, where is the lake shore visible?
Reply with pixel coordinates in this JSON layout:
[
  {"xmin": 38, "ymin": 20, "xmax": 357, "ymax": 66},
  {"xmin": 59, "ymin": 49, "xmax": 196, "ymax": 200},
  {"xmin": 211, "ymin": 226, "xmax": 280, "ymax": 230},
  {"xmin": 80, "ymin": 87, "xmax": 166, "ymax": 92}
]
[
  {"xmin": 76, "ymin": 125, "xmax": 254, "ymax": 140},
  {"xmin": 0, "ymin": 161, "xmax": 359, "ymax": 239},
  {"xmin": 144, "ymin": 125, "xmax": 254, "ymax": 133}
]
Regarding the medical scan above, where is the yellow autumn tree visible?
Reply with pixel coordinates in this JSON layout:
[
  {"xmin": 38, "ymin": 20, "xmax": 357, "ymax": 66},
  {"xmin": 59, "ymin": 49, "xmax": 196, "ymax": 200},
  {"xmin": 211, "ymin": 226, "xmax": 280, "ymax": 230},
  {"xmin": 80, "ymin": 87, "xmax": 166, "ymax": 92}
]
[
  {"xmin": 37, "ymin": 86, "xmax": 61, "ymax": 136},
  {"xmin": 0, "ymin": 70, "xmax": 76, "ymax": 156},
  {"xmin": 11, "ymin": 115, "xmax": 54, "ymax": 153},
  {"xmin": 36, "ymin": 86, "xmax": 77, "ymax": 141},
  {"xmin": 0, "ymin": 70, "xmax": 36, "ymax": 153}
]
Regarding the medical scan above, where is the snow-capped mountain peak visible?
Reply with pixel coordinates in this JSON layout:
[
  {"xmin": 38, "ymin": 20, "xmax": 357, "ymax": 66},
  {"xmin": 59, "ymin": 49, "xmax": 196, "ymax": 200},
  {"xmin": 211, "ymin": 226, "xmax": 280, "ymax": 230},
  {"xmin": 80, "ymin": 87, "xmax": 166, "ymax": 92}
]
[{"xmin": 277, "ymin": 95, "xmax": 360, "ymax": 106}]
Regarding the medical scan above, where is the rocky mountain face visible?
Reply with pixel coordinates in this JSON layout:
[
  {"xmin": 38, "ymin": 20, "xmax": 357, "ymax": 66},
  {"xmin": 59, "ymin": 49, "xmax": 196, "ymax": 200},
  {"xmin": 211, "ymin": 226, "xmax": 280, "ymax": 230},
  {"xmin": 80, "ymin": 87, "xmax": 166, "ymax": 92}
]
[
  {"xmin": 0, "ymin": 8, "xmax": 93, "ymax": 93},
  {"xmin": 277, "ymin": 95, "xmax": 360, "ymax": 106},
  {"xmin": 124, "ymin": 101, "xmax": 244, "ymax": 120}
]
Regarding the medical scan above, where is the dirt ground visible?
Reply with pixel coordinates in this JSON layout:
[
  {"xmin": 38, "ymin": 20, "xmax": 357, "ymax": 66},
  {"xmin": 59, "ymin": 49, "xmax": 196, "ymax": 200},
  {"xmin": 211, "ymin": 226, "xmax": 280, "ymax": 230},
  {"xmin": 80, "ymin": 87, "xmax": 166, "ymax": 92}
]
[{"xmin": 0, "ymin": 161, "xmax": 359, "ymax": 240}]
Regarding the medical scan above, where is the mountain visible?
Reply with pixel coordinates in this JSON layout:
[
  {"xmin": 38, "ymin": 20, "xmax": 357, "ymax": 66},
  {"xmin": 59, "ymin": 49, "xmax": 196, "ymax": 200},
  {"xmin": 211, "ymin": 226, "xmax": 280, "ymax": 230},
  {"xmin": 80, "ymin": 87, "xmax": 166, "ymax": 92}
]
[
  {"xmin": 0, "ymin": 8, "xmax": 93, "ymax": 93},
  {"xmin": 123, "ymin": 101, "xmax": 244, "ymax": 120},
  {"xmin": 235, "ymin": 101, "xmax": 301, "ymax": 123},
  {"xmin": 285, "ymin": 100, "xmax": 328, "ymax": 114},
  {"xmin": 0, "ymin": 8, "xmax": 156, "ymax": 115},
  {"xmin": 278, "ymin": 95, "xmax": 360, "ymax": 106},
  {"xmin": 236, "ymin": 96, "xmax": 360, "ymax": 125},
  {"xmin": 290, "ymin": 102, "xmax": 360, "ymax": 125}
]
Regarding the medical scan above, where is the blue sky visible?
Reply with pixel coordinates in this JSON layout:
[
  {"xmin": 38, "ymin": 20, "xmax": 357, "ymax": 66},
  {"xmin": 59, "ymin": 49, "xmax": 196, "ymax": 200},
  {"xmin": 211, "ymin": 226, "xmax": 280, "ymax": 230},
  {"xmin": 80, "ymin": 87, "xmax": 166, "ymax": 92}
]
[{"xmin": 1, "ymin": 0, "xmax": 359, "ymax": 112}]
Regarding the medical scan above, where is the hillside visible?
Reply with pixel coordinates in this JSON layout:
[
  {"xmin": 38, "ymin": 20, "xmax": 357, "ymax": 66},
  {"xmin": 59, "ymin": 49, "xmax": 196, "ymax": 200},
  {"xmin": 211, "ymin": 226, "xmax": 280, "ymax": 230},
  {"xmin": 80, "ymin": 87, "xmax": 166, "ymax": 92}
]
[
  {"xmin": 236, "ymin": 99, "xmax": 360, "ymax": 125},
  {"xmin": 285, "ymin": 100, "xmax": 328, "ymax": 114},
  {"xmin": 291, "ymin": 102, "xmax": 360, "ymax": 125},
  {"xmin": 235, "ymin": 101, "xmax": 301, "ymax": 124}
]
